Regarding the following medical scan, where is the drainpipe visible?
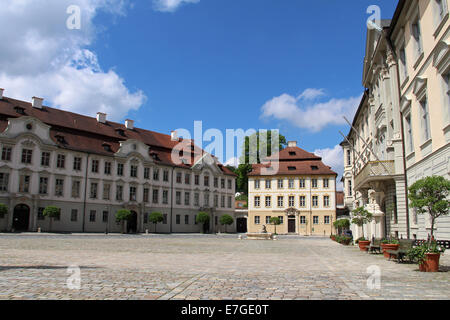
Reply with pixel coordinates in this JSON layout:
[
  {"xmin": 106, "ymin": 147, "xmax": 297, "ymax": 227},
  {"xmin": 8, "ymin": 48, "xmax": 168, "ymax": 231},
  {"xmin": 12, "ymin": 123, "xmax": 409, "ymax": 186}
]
[
  {"xmin": 170, "ymin": 166, "xmax": 174, "ymax": 234},
  {"xmin": 82, "ymin": 153, "xmax": 90, "ymax": 233}
]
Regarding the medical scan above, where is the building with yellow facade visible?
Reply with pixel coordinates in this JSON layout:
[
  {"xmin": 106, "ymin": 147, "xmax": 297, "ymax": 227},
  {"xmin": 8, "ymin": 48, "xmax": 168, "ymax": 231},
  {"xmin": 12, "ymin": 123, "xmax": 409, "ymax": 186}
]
[{"xmin": 247, "ymin": 141, "xmax": 337, "ymax": 235}]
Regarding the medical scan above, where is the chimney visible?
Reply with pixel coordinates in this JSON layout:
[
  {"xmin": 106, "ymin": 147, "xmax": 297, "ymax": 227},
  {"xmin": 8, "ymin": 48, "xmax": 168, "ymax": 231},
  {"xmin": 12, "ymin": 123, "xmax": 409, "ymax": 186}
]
[
  {"xmin": 0, "ymin": 88, "xmax": 4, "ymax": 100},
  {"xmin": 171, "ymin": 130, "xmax": 178, "ymax": 141},
  {"xmin": 288, "ymin": 141, "xmax": 297, "ymax": 147},
  {"xmin": 125, "ymin": 119, "xmax": 134, "ymax": 130},
  {"xmin": 32, "ymin": 96, "xmax": 44, "ymax": 109},
  {"xmin": 96, "ymin": 112, "xmax": 107, "ymax": 124}
]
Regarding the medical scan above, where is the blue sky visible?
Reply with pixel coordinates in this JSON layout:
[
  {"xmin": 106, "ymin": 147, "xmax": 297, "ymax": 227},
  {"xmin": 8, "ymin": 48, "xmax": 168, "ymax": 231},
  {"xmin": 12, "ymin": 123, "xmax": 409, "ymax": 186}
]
[{"xmin": 0, "ymin": 0, "xmax": 399, "ymax": 185}]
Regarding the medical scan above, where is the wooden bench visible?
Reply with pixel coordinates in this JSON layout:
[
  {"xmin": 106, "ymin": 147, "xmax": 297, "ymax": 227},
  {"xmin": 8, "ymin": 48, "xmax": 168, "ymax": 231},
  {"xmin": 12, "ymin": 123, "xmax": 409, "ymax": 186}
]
[
  {"xmin": 387, "ymin": 239, "xmax": 415, "ymax": 262},
  {"xmin": 368, "ymin": 238, "xmax": 382, "ymax": 254}
]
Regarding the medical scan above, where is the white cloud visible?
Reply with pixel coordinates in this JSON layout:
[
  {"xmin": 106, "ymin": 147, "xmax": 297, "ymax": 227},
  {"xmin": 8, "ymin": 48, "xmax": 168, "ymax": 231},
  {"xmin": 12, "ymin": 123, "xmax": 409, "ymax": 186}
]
[
  {"xmin": 261, "ymin": 88, "xmax": 362, "ymax": 132},
  {"xmin": 314, "ymin": 144, "xmax": 344, "ymax": 190},
  {"xmin": 0, "ymin": 0, "xmax": 146, "ymax": 121},
  {"xmin": 225, "ymin": 157, "xmax": 240, "ymax": 168},
  {"xmin": 153, "ymin": 0, "xmax": 200, "ymax": 12}
]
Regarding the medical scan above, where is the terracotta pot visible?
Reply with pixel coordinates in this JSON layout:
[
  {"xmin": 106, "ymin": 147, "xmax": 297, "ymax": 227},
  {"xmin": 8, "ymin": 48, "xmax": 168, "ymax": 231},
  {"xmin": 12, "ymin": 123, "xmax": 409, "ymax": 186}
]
[
  {"xmin": 419, "ymin": 262, "xmax": 427, "ymax": 272},
  {"xmin": 358, "ymin": 240, "xmax": 371, "ymax": 252},
  {"xmin": 381, "ymin": 243, "xmax": 399, "ymax": 258},
  {"xmin": 425, "ymin": 253, "xmax": 440, "ymax": 272}
]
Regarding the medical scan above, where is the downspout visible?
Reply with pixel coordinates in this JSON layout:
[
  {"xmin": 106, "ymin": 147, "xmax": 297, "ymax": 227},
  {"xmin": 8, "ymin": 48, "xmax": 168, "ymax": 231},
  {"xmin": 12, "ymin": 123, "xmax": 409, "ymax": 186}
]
[
  {"xmin": 170, "ymin": 166, "xmax": 174, "ymax": 234},
  {"xmin": 390, "ymin": 40, "xmax": 410, "ymax": 239},
  {"xmin": 82, "ymin": 153, "xmax": 90, "ymax": 233}
]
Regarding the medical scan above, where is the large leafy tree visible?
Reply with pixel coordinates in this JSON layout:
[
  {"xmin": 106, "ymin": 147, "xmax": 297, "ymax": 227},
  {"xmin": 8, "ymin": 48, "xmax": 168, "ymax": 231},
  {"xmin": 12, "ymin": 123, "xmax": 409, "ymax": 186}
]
[
  {"xmin": 351, "ymin": 207, "xmax": 373, "ymax": 239},
  {"xmin": 408, "ymin": 176, "xmax": 450, "ymax": 239}
]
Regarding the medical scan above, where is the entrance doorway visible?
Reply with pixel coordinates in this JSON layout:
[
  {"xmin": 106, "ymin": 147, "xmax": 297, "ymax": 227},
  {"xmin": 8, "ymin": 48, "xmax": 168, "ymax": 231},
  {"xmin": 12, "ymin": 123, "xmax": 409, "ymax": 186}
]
[
  {"xmin": 127, "ymin": 211, "xmax": 138, "ymax": 233},
  {"xmin": 12, "ymin": 204, "xmax": 30, "ymax": 231},
  {"xmin": 288, "ymin": 216, "xmax": 296, "ymax": 233},
  {"xmin": 236, "ymin": 218, "xmax": 247, "ymax": 233}
]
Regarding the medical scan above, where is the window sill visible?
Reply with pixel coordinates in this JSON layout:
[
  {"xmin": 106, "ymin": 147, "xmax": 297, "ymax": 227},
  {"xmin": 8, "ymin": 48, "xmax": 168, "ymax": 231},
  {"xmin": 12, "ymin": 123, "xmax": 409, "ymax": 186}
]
[
  {"xmin": 433, "ymin": 13, "xmax": 449, "ymax": 38},
  {"xmin": 419, "ymin": 138, "xmax": 432, "ymax": 151},
  {"xmin": 413, "ymin": 52, "xmax": 425, "ymax": 70}
]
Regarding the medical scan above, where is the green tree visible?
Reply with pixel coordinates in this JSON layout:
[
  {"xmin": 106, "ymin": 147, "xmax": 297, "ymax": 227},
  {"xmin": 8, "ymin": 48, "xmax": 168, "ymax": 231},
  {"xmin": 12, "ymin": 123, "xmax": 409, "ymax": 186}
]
[
  {"xmin": 219, "ymin": 214, "xmax": 234, "ymax": 233},
  {"xmin": 269, "ymin": 217, "xmax": 281, "ymax": 235},
  {"xmin": 408, "ymin": 176, "xmax": 450, "ymax": 239},
  {"xmin": 149, "ymin": 212, "xmax": 164, "ymax": 233},
  {"xmin": 333, "ymin": 219, "xmax": 350, "ymax": 235},
  {"xmin": 43, "ymin": 206, "xmax": 60, "ymax": 232},
  {"xmin": 115, "ymin": 209, "xmax": 132, "ymax": 234},
  {"xmin": 196, "ymin": 212, "xmax": 210, "ymax": 233},
  {"xmin": 240, "ymin": 130, "xmax": 287, "ymax": 165},
  {"xmin": 0, "ymin": 203, "xmax": 8, "ymax": 218},
  {"xmin": 351, "ymin": 207, "xmax": 373, "ymax": 239}
]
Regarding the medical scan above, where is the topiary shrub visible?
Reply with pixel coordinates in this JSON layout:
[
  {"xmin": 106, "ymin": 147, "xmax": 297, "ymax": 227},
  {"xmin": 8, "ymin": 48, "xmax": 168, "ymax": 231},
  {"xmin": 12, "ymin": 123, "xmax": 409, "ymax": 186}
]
[
  {"xmin": 219, "ymin": 214, "xmax": 234, "ymax": 233},
  {"xmin": 149, "ymin": 212, "xmax": 164, "ymax": 233},
  {"xmin": 43, "ymin": 206, "xmax": 60, "ymax": 232},
  {"xmin": 115, "ymin": 209, "xmax": 132, "ymax": 233},
  {"xmin": 196, "ymin": 212, "xmax": 210, "ymax": 233}
]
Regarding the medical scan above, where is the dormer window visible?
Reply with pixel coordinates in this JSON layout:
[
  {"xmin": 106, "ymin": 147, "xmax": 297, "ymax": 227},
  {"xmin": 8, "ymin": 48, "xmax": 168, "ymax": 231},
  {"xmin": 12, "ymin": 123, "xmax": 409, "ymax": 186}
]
[
  {"xmin": 289, "ymin": 152, "xmax": 296, "ymax": 156},
  {"xmin": 115, "ymin": 128, "xmax": 125, "ymax": 137},
  {"xmin": 55, "ymin": 134, "xmax": 66, "ymax": 144},
  {"xmin": 288, "ymin": 166, "xmax": 296, "ymax": 171},
  {"xmin": 102, "ymin": 143, "xmax": 112, "ymax": 152},
  {"xmin": 311, "ymin": 165, "xmax": 319, "ymax": 171},
  {"xmin": 14, "ymin": 106, "xmax": 25, "ymax": 115}
]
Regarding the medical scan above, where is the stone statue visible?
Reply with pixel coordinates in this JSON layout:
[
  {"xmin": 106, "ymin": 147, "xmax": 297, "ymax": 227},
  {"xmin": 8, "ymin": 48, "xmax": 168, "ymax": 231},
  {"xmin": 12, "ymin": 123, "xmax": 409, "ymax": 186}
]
[{"xmin": 261, "ymin": 225, "xmax": 267, "ymax": 233}]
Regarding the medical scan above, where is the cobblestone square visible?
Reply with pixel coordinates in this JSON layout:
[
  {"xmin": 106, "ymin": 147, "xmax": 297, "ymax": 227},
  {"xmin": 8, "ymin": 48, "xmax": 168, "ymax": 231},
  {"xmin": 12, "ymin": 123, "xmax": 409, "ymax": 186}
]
[{"xmin": 0, "ymin": 234, "xmax": 449, "ymax": 300}]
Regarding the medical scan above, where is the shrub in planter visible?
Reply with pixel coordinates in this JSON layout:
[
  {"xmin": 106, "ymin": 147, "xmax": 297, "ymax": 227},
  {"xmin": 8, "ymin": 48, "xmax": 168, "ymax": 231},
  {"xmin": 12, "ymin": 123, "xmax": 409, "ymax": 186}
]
[
  {"xmin": 424, "ymin": 241, "xmax": 446, "ymax": 272},
  {"xmin": 381, "ymin": 238, "xmax": 399, "ymax": 258},
  {"xmin": 356, "ymin": 237, "xmax": 371, "ymax": 251}
]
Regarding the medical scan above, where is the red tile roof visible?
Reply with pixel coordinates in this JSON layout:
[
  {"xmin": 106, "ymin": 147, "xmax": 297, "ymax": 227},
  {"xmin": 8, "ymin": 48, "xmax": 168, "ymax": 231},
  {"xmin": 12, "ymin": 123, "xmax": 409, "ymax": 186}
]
[
  {"xmin": 0, "ymin": 96, "xmax": 236, "ymax": 176},
  {"xmin": 249, "ymin": 146, "xmax": 337, "ymax": 176}
]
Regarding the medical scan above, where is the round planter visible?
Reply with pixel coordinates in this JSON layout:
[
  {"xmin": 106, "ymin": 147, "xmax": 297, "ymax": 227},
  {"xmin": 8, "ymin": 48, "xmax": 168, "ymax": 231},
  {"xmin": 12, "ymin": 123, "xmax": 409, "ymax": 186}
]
[
  {"xmin": 382, "ymin": 243, "xmax": 399, "ymax": 258},
  {"xmin": 358, "ymin": 240, "xmax": 371, "ymax": 252},
  {"xmin": 425, "ymin": 253, "xmax": 441, "ymax": 272}
]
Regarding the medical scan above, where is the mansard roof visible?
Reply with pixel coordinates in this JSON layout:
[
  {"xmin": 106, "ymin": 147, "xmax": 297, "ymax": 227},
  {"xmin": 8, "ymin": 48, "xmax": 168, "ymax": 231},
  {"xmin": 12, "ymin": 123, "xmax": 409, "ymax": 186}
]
[{"xmin": 0, "ymin": 96, "xmax": 235, "ymax": 176}]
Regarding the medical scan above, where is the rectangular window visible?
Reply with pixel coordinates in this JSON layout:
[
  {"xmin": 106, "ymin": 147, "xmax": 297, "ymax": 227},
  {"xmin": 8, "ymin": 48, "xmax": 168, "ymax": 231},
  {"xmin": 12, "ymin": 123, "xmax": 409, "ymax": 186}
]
[
  {"xmin": 312, "ymin": 196, "xmax": 318, "ymax": 207},
  {"xmin": 312, "ymin": 179, "xmax": 318, "ymax": 188},
  {"xmin": 265, "ymin": 196, "xmax": 271, "ymax": 207},
  {"xmin": 176, "ymin": 172, "xmax": 182, "ymax": 183},
  {"xmin": 38, "ymin": 207, "xmax": 45, "ymax": 220},
  {"xmin": 22, "ymin": 149, "xmax": 33, "ymax": 164},
  {"xmin": 39, "ymin": 177, "xmax": 48, "ymax": 195},
  {"xmin": 184, "ymin": 192, "xmax": 190, "ymax": 206},
  {"xmin": 163, "ymin": 170, "xmax": 169, "ymax": 182},
  {"xmin": 288, "ymin": 179, "xmax": 294, "ymax": 189},
  {"xmin": 221, "ymin": 178, "xmax": 225, "ymax": 189},
  {"xmin": 176, "ymin": 191, "xmax": 181, "ymax": 205},
  {"xmin": 289, "ymin": 196, "xmax": 295, "ymax": 207},
  {"xmin": 254, "ymin": 216, "xmax": 260, "ymax": 225},
  {"xmin": 436, "ymin": 0, "xmax": 447, "ymax": 21},
  {"xmin": 313, "ymin": 216, "xmax": 319, "ymax": 224},
  {"xmin": 300, "ymin": 216, "xmax": 306, "ymax": 224},
  {"xmin": 214, "ymin": 194, "xmax": 219, "ymax": 207},
  {"xmin": 130, "ymin": 165, "xmax": 138, "ymax": 178},
  {"xmin": 254, "ymin": 196, "xmax": 260, "ymax": 207},
  {"xmin": 1, "ymin": 147, "xmax": 12, "ymax": 161},
  {"xmin": 214, "ymin": 177, "xmax": 218, "ymax": 188},
  {"xmin": 228, "ymin": 196, "xmax": 232, "ymax": 208},
  {"xmin": 153, "ymin": 168, "xmax": 160, "ymax": 181},
  {"xmin": 104, "ymin": 162, "xmax": 112, "ymax": 175},
  {"xmin": 103, "ymin": 184, "xmax": 110, "ymax": 200},
  {"xmin": 323, "ymin": 179, "xmax": 329, "ymax": 188},
  {"xmin": 102, "ymin": 211, "xmax": 109, "ymax": 223},
  {"xmin": 72, "ymin": 180, "xmax": 80, "ymax": 198},
  {"xmin": 194, "ymin": 193, "xmax": 200, "ymax": 206},
  {"xmin": 299, "ymin": 196, "xmax": 306, "ymax": 207},
  {"xmin": 278, "ymin": 216, "xmax": 284, "ymax": 224},
  {"xmin": 324, "ymin": 195, "xmax": 330, "ymax": 207},
  {"xmin": 204, "ymin": 176, "xmax": 209, "ymax": 187},
  {"xmin": 71, "ymin": 209, "xmax": 78, "ymax": 222},
  {"xmin": 324, "ymin": 216, "xmax": 330, "ymax": 224},
  {"xmin": 163, "ymin": 190, "xmax": 169, "ymax": 204},
  {"xmin": 153, "ymin": 189, "xmax": 159, "ymax": 204},
  {"xmin": 412, "ymin": 17, "xmax": 423, "ymax": 57},
  {"xmin": 420, "ymin": 97, "xmax": 431, "ymax": 142},
  {"xmin": 185, "ymin": 215, "xmax": 189, "ymax": 225},
  {"xmin": 348, "ymin": 180, "xmax": 353, "ymax": 197},
  {"xmin": 56, "ymin": 154, "xmax": 65, "ymax": 168},
  {"xmin": 0, "ymin": 173, "xmax": 9, "ymax": 191},
  {"xmin": 266, "ymin": 216, "xmax": 271, "ymax": 224},
  {"xmin": 254, "ymin": 179, "xmax": 260, "ymax": 189},
  {"xmin": 117, "ymin": 163, "xmax": 124, "ymax": 176},
  {"xmin": 299, "ymin": 179, "xmax": 305, "ymax": 188},
  {"xmin": 221, "ymin": 195, "xmax": 225, "ymax": 208},
  {"xmin": 92, "ymin": 160, "xmax": 99, "ymax": 173},
  {"xmin": 73, "ymin": 157, "xmax": 82, "ymax": 171},
  {"xmin": 204, "ymin": 193, "xmax": 210, "ymax": 207},
  {"xmin": 144, "ymin": 213, "xmax": 148, "ymax": 224},
  {"xmin": 41, "ymin": 152, "xmax": 50, "ymax": 167},
  {"xmin": 265, "ymin": 180, "xmax": 271, "ymax": 189},
  {"xmin": 55, "ymin": 178, "xmax": 64, "ymax": 197},
  {"xmin": 399, "ymin": 45, "xmax": 408, "ymax": 82},
  {"xmin": 278, "ymin": 179, "xmax": 283, "ymax": 189},
  {"xmin": 116, "ymin": 185, "xmax": 123, "ymax": 201},
  {"xmin": 129, "ymin": 186, "xmax": 137, "ymax": 201},
  {"xmin": 277, "ymin": 196, "xmax": 284, "ymax": 207},
  {"xmin": 176, "ymin": 214, "xmax": 180, "ymax": 225},
  {"xmin": 228, "ymin": 179, "xmax": 232, "ymax": 189},
  {"xmin": 144, "ymin": 167, "xmax": 150, "ymax": 179},
  {"xmin": 90, "ymin": 182, "xmax": 98, "ymax": 199},
  {"xmin": 347, "ymin": 150, "xmax": 351, "ymax": 166},
  {"xmin": 185, "ymin": 173, "xmax": 191, "ymax": 185},
  {"xmin": 195, "ymin": 175, "xmax": 199, "ymax": 185},
  {"xmin": 89, "ymin": 210, "xmax": 96, "ymax": 222},
  {"xmin": 143, "ymin": 188, "xmax": 149, "ymax": 203}
]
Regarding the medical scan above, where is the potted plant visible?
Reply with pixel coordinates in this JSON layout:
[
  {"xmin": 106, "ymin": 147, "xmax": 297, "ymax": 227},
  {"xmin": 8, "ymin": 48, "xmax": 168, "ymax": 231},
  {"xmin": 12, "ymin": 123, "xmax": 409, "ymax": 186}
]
[
  {"xmin": 351, "ymin": 207, "xmax": 373, "ymax": 251},
  {"xmin": 407, "ymin": 244, "xmax": 427, "ymax": 271},
  {"xmin": 381, "ymin": 238, "xmax": 399, "ymax": 258},
  {"xmin": 424, "ymin": 241, "xmax": 446, "ymax": 272}
]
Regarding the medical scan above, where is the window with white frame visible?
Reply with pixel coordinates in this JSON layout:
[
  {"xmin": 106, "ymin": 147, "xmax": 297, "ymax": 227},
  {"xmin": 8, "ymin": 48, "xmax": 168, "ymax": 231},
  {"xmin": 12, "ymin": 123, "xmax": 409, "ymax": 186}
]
[
  {"xmin": 289, "ymin": 196, "xmax": 294, "ymax": 207},
  {"xmin": 254, "ymin": 179, "xmax": 260, "ymax": 189},
  {"xmin": 255, "ymin": 216, "xmax": 260, "ymax": 225},
  {"xmin": 39, "ymin": 177, "xmax": 48, "ymax": 195},
  {"xmin": 0, "ymin": 173, "xmax": 9, "ymax": 192},
  {"xmin": 348, "ymin": 180, "xmax": 352, "ymax": 197},
  {"xmin": 153, "ymin": 189, "xmax": 159, "ymax": 204},
  {"xmin": 265, "ymin": 216, "xmax": 271, "ymax": 224},
  {"xmin": 300, "ymin": 216, "xmax": 306, "ymax": 224},
  {"xmin": 55, "ymin": 178, "xmax": 64, "ymax": 197},
  {"xmin": 405, "ymin": 114, "xmax": 414, "ymax": 153},
  {"xmin": 254, "ymin": 196, "xmax": 260, "ymax": 207},
  {"xmin": 323, "ymin": 178, "xmax": 329, "ymax": 188},
  {"xmin": 265, "ymin": 196, "xmax": 271, "ymax": 207},
  {"xmin": 299, "ymin": 195, "xmax": 306, "ymax": 207},
  {"xmin": 277, "ymin": 179, "xmax": 283, "ymax": 189},
  {"xmin": 324, "ymin": 216, "xmax": 330, "ymax": 224},
  {"xmin": 265, "ymin": 179, "xmax": 271, "ymax": 189},
  {"xmin": 288, "ymin": 179, "xmax": 294, "ymax": 189},
  {"xmin": 347, "ymin": 149, "xmax": 351, "ymax": 166},
  {"xmin": 323, "ymin": 195, "xmax": 330, "ymax": 207},
  {"xmin": 313, "ymin": 216, "xmax": 319, "ymax": 224},
  {"xmin": 299, "ymin": 179, "xmax": 305, "ymax": 188},
  {"xmin": 434, "ymin": 0, "xmax": 448, "ymax": 24},
  {"xmin": 312, "ymin": 179, "xmax": 318, "ymax": 188},
  {"xmin": 277, "ymin": 196, "xmax": 284, "ymax": 207},
  {"xmin": 90, "ymin": 182, "xmax": 98, "ymax": 199},
  {"xmin": 72, "ymin": 180, "xmax": 80, "ymax": 198},
  {"xmin": 420, "ymin": 96, "xmax": 431, "ymax": 142},
  {"xmin": 412, "ymin": 15, "xmax": 423, "ymax": 58},
  {"xmin": 443, "ymin": 72, "xmax": 450, "ymax": 124},
  {"xmin": 312, "ymin": 196, "xmax": 318, "ymax": 207},
  {"xmin": 129, "ymin": 186, "xmax": 137, "ymax": 201},
  {"xmin": 399, "ymin": 45, "xmax": 408, "ymax": 83}
]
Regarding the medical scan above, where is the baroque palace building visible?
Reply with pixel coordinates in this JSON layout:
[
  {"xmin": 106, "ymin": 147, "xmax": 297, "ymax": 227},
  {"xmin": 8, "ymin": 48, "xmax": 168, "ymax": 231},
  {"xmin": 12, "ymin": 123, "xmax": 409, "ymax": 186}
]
[
  {"xmin": 0, "ymin": 91, "xmax": 236, "ymax": 233},
  {"xmin": 247, "ymin": 141, "xmax": 337, "ymax": 235},
  {"xmin": 342, "ymin": 0, "xmax": 450, "ymax": 240}
]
